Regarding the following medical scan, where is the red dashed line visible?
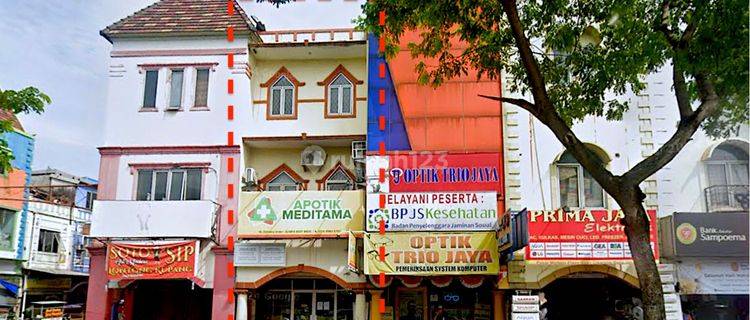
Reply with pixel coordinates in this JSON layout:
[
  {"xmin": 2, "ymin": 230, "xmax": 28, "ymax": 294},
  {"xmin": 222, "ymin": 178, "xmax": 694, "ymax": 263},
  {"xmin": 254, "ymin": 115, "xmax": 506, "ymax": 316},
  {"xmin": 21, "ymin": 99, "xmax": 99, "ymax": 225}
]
[
  {"xmin": 227, "ymin": 53, "xmax": 235, "ymax": 68},
  {"xmin": 379, "ymin": 194, "xmax": 385, "ymax": 208},
  {"xmin": 378, "ymin": 11, "xmax": 386, "ymax": 26},
  {"xmin": 228, "ymin": 315, "xmax": 235, "ymax": 320},
  {"xmin": 227, "ymin": 0, "xmax": 235, "ymax": 16},
  {"xmin": 227, "ymin": 79, "xmax": 234, "ymax": 94},
  {"xmin": 378, "ymin": 168, "xmax": 385, "ymax": 183},
  {"xmin": 227, "ymin": 26, "xmax": 235, "ymax": 42},
  {"xmin": 227, "ymin": 157, "xmax": 234, "ymax": 172},
  {"xmin": 378, "ymin": 62, "xmax": 386, "ymax": 79},
  {"xmin": 227, "ymin": 235, "xmax": 235, "ymax": 251},
  {"xmin": 227, "ymin": 288, "xmax": 235, "ymax": 303},
  {"xmin": 227, "ymin": 209, "xmax": 235, "ymax": 224},
  {"xmin": 379, "ymin": 141, "xmax": 385, "ymax": 155},
  {"xmin": 227, "ymin": 261, "xmax": 235, "ymax": 277},
  {"xmin": 378, "ymin": 36, "xmax": 385, "ymax": 53},
  {"xmin": 379, "ymin": 115, "xmax": 386, "ymax": 131},
  {"xmin": 378, "ymin": 246, "xmax": 386, "ymax": 261},
  {"xmin": 378, "ymin": 89, "xmax": 385, "ymax": 104},
  {"xmin": 378, "ymin": 10, "xmax": 388, "ymax": 316},
  {"xmin": 379, "ymin": 220, "xmax": 385, "ymax": 234},
  {"xmin": 379, "ymin": 272, "xmax": 386, "ymax": 286},
  {"xmin": 227, "ymin": 131, "xmax": 234, "ymax": 145},
  {"xmin": 227, "ymin": 104, "xmax": 234, "ymax": 120},
  {"xmin": 378, "ymin": 298, "xmax": 386, "ymax": 313},
  {"xmin": 227, "ymin": 183, "xmax": 234, "ymax": 198}
]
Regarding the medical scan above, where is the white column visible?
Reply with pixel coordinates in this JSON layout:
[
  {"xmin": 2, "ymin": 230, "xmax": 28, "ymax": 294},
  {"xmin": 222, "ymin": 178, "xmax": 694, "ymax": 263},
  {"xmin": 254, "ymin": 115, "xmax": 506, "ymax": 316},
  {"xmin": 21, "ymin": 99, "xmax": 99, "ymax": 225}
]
[
  {"xmin": 237, "ymin": 293, "xmax": 249, "ymax": 320},
  {"xmin": 355, "ymin": 293, "xmax": 366, "ymax": 320}
]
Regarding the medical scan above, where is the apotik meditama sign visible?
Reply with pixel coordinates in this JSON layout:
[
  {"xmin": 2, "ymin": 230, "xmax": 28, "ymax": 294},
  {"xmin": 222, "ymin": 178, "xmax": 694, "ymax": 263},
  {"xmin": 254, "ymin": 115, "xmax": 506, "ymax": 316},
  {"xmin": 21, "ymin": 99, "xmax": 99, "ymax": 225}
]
[{"xmin": 106, "ymin": 241, "xmax": 198, "ymax": 280}]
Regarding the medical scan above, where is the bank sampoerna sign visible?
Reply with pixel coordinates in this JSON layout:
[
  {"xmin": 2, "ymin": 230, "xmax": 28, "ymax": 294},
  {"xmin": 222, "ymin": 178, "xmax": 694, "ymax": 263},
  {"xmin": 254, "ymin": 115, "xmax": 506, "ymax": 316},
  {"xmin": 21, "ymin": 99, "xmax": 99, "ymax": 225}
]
[
  {"xmin": 239, "ymin": 191, "xmax": 364, "ymax": 235},
  {"xmin": 106, "ymin": 241, "xmax": 198, "ymax": 280},
  {"xmin": 665, "ymin": 212, "xmax": 749, "ymax": 257},
  {"xmin": 369, "ymin": 153, "xmax": 503, "ymax": 193},
  {"xmin": 364, "ymin": 232, "xmax": 499, "ymax": 275},
  {"xmin": 526, "ymin": 209, "xmax": 658, "ymax": 261},
  {"xmin": 366, "ymin": 192, "xmax": 498, "ymax": 231}
]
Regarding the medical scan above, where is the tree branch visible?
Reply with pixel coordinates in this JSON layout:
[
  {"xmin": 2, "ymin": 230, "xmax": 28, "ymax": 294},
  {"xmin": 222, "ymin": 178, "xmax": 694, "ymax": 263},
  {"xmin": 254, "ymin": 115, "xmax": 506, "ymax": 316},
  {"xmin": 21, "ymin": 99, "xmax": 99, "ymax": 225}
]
[
  {"xmin": 672, "ymin": 64, "xmax": 693, "ymax": 119},
  {"xmin": 478, "ymin": 94, "xmax": 540, "ymax": 117},
  {"xmin": 500, "ymin": 0, "xmax": 619, "ymax": 192},
  {"xmin": 623, "ymin": 74, "xmax": 721, "ymax": 183}
]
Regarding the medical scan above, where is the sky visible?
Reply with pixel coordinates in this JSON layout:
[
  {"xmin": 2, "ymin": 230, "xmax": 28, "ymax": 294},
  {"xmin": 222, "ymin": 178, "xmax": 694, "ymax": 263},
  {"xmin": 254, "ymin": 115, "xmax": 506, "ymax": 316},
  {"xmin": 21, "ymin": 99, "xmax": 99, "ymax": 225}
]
[{"xmin": 0, "ymin": 0, "xmax": 364, "ymax": 178}]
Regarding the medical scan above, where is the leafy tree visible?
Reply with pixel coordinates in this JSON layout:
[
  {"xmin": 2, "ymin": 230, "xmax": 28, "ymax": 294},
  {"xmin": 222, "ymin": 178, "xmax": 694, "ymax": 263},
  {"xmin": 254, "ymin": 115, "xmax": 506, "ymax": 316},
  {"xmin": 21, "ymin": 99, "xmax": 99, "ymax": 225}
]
[
  {"xmin": 360, "ymin": 0, "xmax": 748, "ymax": 319},
  {"xmin": 0, "ymin": 87, "xmax": 50, "ymax": 173}
]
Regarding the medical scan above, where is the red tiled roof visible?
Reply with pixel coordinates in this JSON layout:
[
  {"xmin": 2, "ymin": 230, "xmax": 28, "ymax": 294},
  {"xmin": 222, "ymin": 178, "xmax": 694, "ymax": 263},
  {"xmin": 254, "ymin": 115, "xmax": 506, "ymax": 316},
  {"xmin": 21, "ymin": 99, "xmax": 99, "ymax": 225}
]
[
  {"xmin": 0, "ymin": 110, "xmax": 24, "ymax": 132},
  {"xmin": 100, "ymin": 0, "xmax": 256, "ymax": 42}
]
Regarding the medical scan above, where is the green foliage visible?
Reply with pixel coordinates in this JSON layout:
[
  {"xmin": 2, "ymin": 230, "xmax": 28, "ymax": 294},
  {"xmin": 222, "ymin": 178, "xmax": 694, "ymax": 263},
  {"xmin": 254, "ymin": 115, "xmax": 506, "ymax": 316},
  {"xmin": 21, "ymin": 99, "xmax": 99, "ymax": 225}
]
[
  {"xmin": 359, "ymin": 0, "xmax": 748, "ymax": 135},
  {"xmin": 0, "ymin": 86, "xmax": 50, "ymax": 174}
]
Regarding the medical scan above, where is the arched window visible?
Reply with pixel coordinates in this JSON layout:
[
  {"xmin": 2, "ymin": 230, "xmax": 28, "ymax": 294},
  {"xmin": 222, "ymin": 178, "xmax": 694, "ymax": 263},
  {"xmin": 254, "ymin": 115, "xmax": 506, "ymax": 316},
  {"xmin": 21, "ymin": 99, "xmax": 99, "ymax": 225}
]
[
  {"xmin": 328, "ymin": 74, "xmax": 353, "ymax": 116},
  {"xmin": 556, "ymin": 151, "xmax": 606, "ymax": 208},
  {"xmin": 259, "ymin": 164, "xmax": 308, "ymax": 191},
  {"xmin": 266, "ymin": 172, "xmax": 299, "ymax": 191},
  {"xmin": 704, "ymin": 141, "xmax": 749, "ymax": 211},
  {"xmin": 270, "ymin": 76, "xmax": 295, "ymax": 117}
]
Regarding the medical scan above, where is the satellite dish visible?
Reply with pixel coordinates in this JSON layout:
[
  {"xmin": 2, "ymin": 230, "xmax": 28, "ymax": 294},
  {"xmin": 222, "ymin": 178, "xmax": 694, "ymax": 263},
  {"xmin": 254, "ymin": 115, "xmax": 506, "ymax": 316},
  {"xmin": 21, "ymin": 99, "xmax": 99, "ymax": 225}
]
[{"xmin": 301, "ymin": 145, "xmax": 326, "ymax": 169}]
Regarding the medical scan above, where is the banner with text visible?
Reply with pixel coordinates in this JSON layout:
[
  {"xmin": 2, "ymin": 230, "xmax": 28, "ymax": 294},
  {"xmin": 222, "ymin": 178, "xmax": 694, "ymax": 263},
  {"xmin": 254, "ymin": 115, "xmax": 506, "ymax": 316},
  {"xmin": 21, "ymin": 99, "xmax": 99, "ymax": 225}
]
[
  {"xmin": 366, "ymin": 192, "xmax": 498, "ymax": 231},
  {"xmin": 239, "ymin": 191, "xmax": 364, "ymax": 236},
  {"xmin": 364, "ymin": 232, "xmax": 499, "ymax": 275},
  {"xmin": 677, "ymin": 260, "xmax": 750, "ymax": 295},
  {"xmin": 525, "ymin": 209, "xmax": 659, "ymax": 261},
  {"xmin": 106, "ymin": 241, "xmax": 198, "ymax": 280}
]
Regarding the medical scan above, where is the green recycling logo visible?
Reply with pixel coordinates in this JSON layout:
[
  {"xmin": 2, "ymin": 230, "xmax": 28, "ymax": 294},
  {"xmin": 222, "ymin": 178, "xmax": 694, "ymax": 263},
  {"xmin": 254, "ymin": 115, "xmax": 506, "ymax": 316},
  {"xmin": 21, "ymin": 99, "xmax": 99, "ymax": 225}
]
[{"xmin": 249, "ymin": 197, "xmax": 278, "ymax": 225}]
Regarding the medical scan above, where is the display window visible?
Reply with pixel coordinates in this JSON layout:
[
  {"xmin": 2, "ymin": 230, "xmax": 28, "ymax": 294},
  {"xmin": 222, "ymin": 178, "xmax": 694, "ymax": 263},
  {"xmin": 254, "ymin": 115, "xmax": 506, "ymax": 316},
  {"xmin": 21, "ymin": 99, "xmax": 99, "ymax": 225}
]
[
  {"xmin": 257, "ymin": 278, "xmax": 355, "ymax": 320},
  {"xmin": 384, "ymin": 277, "xmax": 494, "ymax": 320}
]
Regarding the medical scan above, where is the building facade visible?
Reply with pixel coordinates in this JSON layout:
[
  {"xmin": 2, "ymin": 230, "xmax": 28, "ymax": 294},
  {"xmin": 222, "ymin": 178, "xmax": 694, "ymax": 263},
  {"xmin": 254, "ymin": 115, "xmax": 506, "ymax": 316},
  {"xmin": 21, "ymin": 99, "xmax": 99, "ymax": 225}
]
[
  {"xmin": 21, "ymin": 169, "xmax": 97, "ymax": 318},
  {"xmin": 0, "ymin": 112, "xmax": 34, "ymax": 319},
  {"xmin": 86, "ymin": 1, "xmax": 255, "ymax": 319},
  {"xmin": 501, "ymin": 63, "xmax": 749, "ymax": 318}
]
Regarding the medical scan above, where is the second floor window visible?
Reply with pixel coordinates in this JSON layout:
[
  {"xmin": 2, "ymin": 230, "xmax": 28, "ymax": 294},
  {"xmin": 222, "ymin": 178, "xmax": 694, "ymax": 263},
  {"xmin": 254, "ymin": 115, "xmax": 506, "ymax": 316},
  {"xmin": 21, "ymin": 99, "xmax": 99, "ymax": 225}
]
[
  {"xmin": 328, "ymin": 74, "xmax": 353, "ymax": 116},
  {"xmin": 270, "ymin": 76, "xmax": 295, "ymax": 117},
  {"xmin": 143, "ymin": 70, "xmax": 159, "ymax": 109},
  {"xmin": 0, "ymin": 209, "xmax": 16, "ymax": 251},
  {"xmin": 706, "ymin": 142, "xmax": 749, "ymax": 187},
  {"xmin": 168, "ymin": 68, "xmax": 185, "ymax": 109},
  {"xmin": 194, "ymin": 68, "xmax": 210, "ymax": 107},
  {"xmin": 557, "ymin": 151, "xmax": 606, "ymax": 208},
  {"xmin": 136, "ymin": 169, "xmax": 202, "ymax": 201},
  {"xmin": 85, "ymin": 191, "xmax": 96, "ymax": 210},
  {"xmin": 325, "ymin": 168, "xmax": 354, "ymax": 191},
  {"xmin": 37, "ymin": 229, "xmax": 60, "ymax": 253},
  {"xmin": 266, "ymin": 172, "xmax": 300, "ymax": 191}
]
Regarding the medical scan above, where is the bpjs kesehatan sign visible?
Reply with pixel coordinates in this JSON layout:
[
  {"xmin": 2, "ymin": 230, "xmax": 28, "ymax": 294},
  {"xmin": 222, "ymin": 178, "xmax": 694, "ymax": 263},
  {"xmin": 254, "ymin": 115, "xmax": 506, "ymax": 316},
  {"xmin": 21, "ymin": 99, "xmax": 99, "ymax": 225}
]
[
  {"xmin": 364, "ymin": 232, "xmax": 499, "ymax": 275},
  {"xmin": 366, "ymin": 192, "xmax": 498, "ymax": 231},
  {"xmin": 106, "ymin": 241, "xmax": 198, "ymax": 280},
  {"xmin": 239, "ymin": 191, "xmax": 364, "ymax": 235},
  {"xmin": 526, "ymin": 209, "xmax": 659, "ymax": 261}
]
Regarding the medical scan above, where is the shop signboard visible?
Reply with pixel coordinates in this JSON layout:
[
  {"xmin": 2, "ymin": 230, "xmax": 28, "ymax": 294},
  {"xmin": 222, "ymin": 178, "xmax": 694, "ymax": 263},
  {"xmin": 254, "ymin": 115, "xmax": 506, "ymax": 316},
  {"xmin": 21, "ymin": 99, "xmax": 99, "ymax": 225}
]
[
  {"xmin": 106, "ymin": 241, "xmax": 198, "ymax": 281},
  {"xmin": 525, "ymin": 209, "xmax": 659, "ymax": 261},
  {"xmin": 661, "ymin": 212, "xmax": 749, "ymax": 257},
  {"xmin": 676, "ymin": 260, "xmax": 750, "ymax": 294},
  {"xmin": 234, "ymin": 243, "xmax": 286, "ymax": 267},
  {"xmin": 366, "ymin": 191, "xmax": 498, "ymax": 231},
  {"xmin": 368, "ymin": 153, "xmax": 503, "ymax": 193},
  {"xmin": 238, "ymin": 191, "xmax": 364, "ymax": 236},
  {"xmin": 364, "ymin": 232, "xmax": 499, "ymax": 275}
]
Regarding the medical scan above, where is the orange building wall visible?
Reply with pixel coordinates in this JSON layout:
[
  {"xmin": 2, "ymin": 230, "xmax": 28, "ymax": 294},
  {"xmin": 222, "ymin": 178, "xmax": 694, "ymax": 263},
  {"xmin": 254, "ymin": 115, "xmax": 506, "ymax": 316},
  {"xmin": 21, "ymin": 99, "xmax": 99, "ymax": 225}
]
[
  {"xmin": 0, "ymin": 169, "xmax": 27, "ymax": 211},
  {"xmin": 388, "ymin": 30, "xmax": 503, "ymax": 152}
]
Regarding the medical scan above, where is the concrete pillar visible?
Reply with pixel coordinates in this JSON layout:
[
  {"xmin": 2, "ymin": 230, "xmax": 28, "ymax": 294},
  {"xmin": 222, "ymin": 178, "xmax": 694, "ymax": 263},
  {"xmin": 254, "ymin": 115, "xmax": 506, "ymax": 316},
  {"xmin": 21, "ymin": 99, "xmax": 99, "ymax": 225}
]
[
  {"xmin": 492, "ymin": 290, "xmax": 506, "ymax": 320},
  {"xmin": 84, "ymin": 245, "xmax": 110, "ymax": 320},
  {"xmin": 237, "ymin": 293, "xmax": 248, "ymax": 320},
  {"xmin": 354, "ymin": 293, "xmax": 366, "ymax": 320},
  {"xmin": 368, "ymin": 290, "xmax": 382, "ymax": 320},
  {"xmin": 250, "ymin": 294, "xmax": 257, "ymax": 320}
]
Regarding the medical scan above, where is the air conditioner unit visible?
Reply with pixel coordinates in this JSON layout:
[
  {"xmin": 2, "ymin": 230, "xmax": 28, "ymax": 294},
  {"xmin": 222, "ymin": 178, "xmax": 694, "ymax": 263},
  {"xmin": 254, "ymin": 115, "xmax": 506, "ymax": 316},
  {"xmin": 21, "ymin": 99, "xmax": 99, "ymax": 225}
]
[
  {"xmin": 244, "ymin": 168, "xmax": 258, "ymax": 187},
  {"xmin": 351, "ymin": 141, "xmax": 366, "ymax": 160},
  {"xmin": 301, "ymin": 145, "xmax": 326, "ymax": 168}
]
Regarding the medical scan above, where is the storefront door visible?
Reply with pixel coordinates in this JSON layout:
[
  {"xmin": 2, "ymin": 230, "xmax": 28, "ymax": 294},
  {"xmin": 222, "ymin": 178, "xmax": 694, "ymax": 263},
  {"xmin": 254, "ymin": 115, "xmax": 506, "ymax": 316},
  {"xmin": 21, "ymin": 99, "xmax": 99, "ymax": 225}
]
[{"xmin": 258, "ymin": 278, "xmax": 354, "ymax": 320}]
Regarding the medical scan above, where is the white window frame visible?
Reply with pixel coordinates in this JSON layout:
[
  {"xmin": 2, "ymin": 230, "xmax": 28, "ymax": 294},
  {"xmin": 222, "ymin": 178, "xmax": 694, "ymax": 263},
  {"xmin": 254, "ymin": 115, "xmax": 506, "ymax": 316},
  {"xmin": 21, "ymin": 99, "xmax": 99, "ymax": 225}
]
[
  {"xmin": 556, "ymin": 163, "xmax": 606, "ymax": 209},
  {"xmin": 167, "ymin": 68, "xmax": 185, "ymax": 110},
  {"xmin": 266, "ymin": 171, "xmax": 300, "ymax": 191},
  {"xmin": 328, "ymin": 74, "xmax": 354, "ymax": 116},
  {"xmin": 270, "ymin": 76, "xmax": 295, "ymax": 117},
  {"xmin": 142, "ymin": 69, "xmax": 159, "ymax": 109},
  {"xmin": 0, "ymin": 209, "xmax": 16, "ymax": 251},
  {"xmin": 137, "ymin": 169, "xmax": 202, "ymax": 201},
  {"xmin": 37, "ymin": 229, "xmax": 61, "ymax": 254}
]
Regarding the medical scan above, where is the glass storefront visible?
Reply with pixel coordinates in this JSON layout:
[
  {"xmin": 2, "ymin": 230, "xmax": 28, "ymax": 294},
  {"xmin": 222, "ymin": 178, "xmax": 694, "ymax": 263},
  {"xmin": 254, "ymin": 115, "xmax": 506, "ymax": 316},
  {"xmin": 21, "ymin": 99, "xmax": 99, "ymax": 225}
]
[
  {"xmin": 257, "ymin": 278, "xmax": 355, "ymax": 320},
  {"xmin": 380, "ymin": 277, "xmax": 494, "ymax": 320}
]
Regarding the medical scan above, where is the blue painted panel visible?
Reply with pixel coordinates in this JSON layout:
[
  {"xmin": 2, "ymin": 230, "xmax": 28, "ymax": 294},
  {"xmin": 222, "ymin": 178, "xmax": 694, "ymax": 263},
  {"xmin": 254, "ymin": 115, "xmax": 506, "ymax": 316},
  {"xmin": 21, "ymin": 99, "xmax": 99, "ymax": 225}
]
[
  {"xmin": 367, "ymin": 34, "xmax": 411, "ymax": 151},
  {"xmin": 2, "ymin": 131, "xmax": 34, "ymax": 260}
]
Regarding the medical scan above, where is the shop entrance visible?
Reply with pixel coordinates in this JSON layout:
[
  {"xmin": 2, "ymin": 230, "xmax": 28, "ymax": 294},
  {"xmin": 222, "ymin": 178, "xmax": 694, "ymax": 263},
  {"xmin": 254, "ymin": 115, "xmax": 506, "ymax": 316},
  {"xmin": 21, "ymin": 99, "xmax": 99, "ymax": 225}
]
[
  {"xmin": 256, "ymin": 277, "xmax": 355, "ymax": 320},
  {"xmin": 130, "ymin": 280, "xmax": 212, "ymax": 320},
  {"xmin": 542, "ymin": 273, "xmax": 641, "ymax": 320}
]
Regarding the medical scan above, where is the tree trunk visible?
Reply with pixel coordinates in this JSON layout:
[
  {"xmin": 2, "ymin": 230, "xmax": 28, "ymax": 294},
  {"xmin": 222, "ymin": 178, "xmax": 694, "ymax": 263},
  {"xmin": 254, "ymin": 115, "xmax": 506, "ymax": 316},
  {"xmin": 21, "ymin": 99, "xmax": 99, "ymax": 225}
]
[{"xmin": 614, "ymin": 184, "xmax": 666, "ymax": 320}]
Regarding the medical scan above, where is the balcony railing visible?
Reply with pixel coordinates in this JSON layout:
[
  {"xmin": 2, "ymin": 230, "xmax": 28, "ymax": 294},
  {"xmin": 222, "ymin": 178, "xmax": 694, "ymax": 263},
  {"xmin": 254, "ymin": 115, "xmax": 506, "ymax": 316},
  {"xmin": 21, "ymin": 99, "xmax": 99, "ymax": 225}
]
[
  {"xmin": 89, "ymin": 200, "xmax": 219, "ymax": 238},
  {"xmin": 705, "ymin": 185, "xmax": 749, "ymax": 212}
]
